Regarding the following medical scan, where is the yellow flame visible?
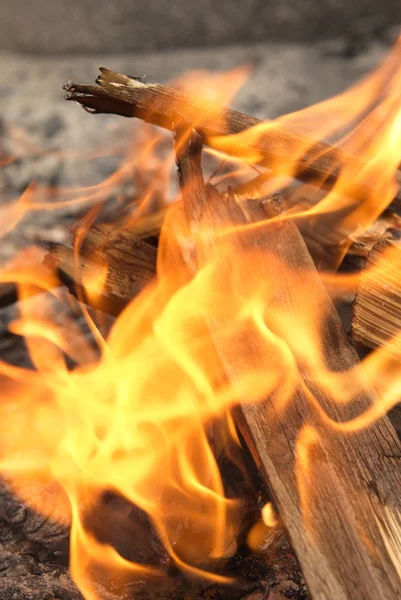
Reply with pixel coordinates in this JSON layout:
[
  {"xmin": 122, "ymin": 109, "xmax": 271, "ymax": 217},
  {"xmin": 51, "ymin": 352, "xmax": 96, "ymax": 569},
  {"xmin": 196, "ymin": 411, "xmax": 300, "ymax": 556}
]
[{"xmin": 2, "ymin": 43, "xmax": 401, "ymax": 599}]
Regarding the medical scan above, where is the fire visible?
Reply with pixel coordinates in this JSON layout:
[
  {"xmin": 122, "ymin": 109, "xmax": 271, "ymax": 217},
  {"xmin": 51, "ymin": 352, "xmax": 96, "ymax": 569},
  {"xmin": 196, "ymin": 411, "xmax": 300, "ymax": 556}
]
[
  {"xmin": 1, "ymin": 37, "xmax": 401, "ymax": 599},
  {"xmin": 213, "ymin": 35, "xmax": 401, "ymax": 266}
]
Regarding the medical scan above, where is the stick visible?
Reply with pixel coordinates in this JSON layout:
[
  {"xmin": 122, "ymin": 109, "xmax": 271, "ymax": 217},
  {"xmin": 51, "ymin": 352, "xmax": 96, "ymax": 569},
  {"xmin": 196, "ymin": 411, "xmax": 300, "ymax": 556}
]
[
  {"xmin": 352, "ymin": 238, "xmax": 401, "ymax": 452},
  {"xmin": 176, "ymin": 129, "xmax": 401, "ymax": 600},
  {"xmin": 343, "ymin": 211, "xmax": 401, "ymax": 270},
  {"xmin": 64, "ymin": 68, "xmax": 401, "ymax": 204}
]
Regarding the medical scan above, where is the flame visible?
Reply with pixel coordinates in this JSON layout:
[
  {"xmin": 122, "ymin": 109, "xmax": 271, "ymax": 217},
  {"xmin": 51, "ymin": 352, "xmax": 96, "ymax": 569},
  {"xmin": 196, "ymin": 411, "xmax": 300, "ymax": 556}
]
[
  {"xmin": 2, "ymin": 40, "xmax": 401, "ymax": 599},
  {"xmin": 212, "ymin": 35, "xmax": 401, "ymax": 266}
]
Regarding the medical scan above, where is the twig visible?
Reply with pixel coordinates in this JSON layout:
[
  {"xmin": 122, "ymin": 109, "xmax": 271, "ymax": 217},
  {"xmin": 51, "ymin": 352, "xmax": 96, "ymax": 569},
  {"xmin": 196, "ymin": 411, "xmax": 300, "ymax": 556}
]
[{"xmin": 64, "ymin": 68, "xmax": 401, "ymax": 204}]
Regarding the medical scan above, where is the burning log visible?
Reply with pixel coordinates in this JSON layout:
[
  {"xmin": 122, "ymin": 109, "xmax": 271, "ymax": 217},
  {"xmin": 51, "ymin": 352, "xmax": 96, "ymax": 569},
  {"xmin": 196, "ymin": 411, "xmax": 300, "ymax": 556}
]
[
  {"xmin": 351, "ymin": 237, "xmax": 401, "ymax": 435},
  {"xmin": 64, "ymin": 68, "xmax": 401, "ymax": 204},
  {"xmin": 174, "ymin": 128, "xmax": 401, "ymax": 600},
  {"xmin": 344, "ymin": 211, "xmax": 401, "ymax": 270},
  {"xmin": 0, "ymin": 481, "xmax": 69, "ymax": 548},
  {"xmin": 43, "ymin": 221, "xmax": 401, "ymax": 424},
  {"xmin": 43, "ymin": 228, "xmax": 157, "ymax": 315},
  {"xmin": 352, "ymin": 238, "xmax": 401, "ymax": 352}
]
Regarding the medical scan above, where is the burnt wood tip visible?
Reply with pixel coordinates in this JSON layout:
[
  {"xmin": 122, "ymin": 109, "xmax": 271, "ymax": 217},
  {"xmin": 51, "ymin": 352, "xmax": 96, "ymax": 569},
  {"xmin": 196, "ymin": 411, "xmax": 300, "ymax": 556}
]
[
  {"xmin": 96, "ymin": 67, "xmax": 144, "ymax": 88},
  {"xmin": 63, "ymin": 67, "xmax": 401, "ymax": 206},
  {"xmin": 63, "ymin": 68, "xmax": 145, "ymax": 97}
]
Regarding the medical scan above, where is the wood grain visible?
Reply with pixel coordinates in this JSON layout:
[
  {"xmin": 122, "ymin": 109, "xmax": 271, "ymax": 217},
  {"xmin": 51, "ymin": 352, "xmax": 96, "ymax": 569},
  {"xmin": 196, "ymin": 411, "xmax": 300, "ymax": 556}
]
[
  {"xmin": 352, "ymin": 237, "xmax": 401, "ymax": 352},
  {"xmin": 43, "ymin": 226, "xmax": 157, "ymax": 315}
]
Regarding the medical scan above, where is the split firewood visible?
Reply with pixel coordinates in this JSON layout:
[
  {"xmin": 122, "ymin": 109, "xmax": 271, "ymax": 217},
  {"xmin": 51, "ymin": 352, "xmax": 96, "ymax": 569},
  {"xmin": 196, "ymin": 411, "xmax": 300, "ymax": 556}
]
[
  {"xmin": 42, "ymin": 222, "xmax": 401, "ymax": 438},
  {"xmin": 43, "ymin": 228, "xmax": 157, "ymax": 316},
  {"xmin": 174, "ymin": 128, "xmax": 401, "ymax": 600},
  {"xmin": 104, "ymin": 209, "xmax": 166, "ymax": 242},
  {"xmin": 0, "ymin": 481, "xmax": 70, "ymax": 548},
  {"xmin": 43, "ymin": 244, "xmax": 132, "ymax": 316},
  {"xmin": 344, "ymin": 211, "xmax": 401, "ymax": 270},
  {"xmin": 64, "ymin": 68, "xmax": 401, "ymax": 205},
  {"xmin": 76, "ymin": 222, "xmax": 158, "ymax": 265},
  {"xmin": 352, "ymin": 238, "xmax": 401, "ymax": 352},
  {"xmin": 43, "ymin": 225, "xmax": 263, "ymax": 515}
]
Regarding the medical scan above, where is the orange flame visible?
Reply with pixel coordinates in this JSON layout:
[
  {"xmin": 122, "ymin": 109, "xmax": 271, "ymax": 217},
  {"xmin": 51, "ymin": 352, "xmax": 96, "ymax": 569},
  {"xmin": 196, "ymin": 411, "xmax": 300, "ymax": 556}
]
[{"xmin": 1, "ymin": 41, "xmax": 401, "ymax": 599}]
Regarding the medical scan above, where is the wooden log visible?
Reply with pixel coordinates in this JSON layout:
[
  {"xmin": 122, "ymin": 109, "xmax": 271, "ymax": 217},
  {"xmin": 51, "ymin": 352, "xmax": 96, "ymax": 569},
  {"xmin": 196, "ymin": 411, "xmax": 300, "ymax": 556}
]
[
  {"xmin": 352, "ymin": 237, "xmax": 401, "ymax": 352},
  {"xmin": 344, "ymin": 211, "xmax": 401, "ymax": 270},
  {"xmin": 351, "ymin": 237, "xmax": 401, "ymax": 438},
  {"xmin": 64, "ymin": 68, "xmax": 401, "ymax": 204},
  {"xmin": 43, "ymin": 227, "xmax": 157, "ymax": 315},
  {"xmin": 0, "ymin": 480, "xmax": 70, "ymax": 548},
  {"xmin": 175, "ymin": 129, "xmax": 401, "ymax": 600}
]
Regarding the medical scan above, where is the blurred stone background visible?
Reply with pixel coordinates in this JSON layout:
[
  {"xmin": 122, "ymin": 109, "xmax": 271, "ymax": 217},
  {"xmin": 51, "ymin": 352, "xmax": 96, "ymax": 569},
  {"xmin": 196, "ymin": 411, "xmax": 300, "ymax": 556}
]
[{"xmin": 0, "ymin": 0, "xmax": 400, "ymax": 53}]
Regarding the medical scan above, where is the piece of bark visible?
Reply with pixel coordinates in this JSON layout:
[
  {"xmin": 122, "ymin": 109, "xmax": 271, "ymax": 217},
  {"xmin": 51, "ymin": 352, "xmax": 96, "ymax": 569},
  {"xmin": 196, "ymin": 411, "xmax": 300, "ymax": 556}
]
[
  {"xmin": 348, "ymin": 211, "xmax": 401, "ymax": 258},
  {"xmin": 342, "ymin": 211, "xmax": 401, "ymax": 270},
  {"xmin": 64, "ymin": 68, "xmax": 401, "ymax": 205},
  {"xmin": 176, "ymin": 129, "xmax": 401, "ymax": 600},
  {"xmin": 352, "ymin": 237, "xmax": 401, "ymax": 351},
  {"xmin": 43, "ymin": 218, "xmax": 401, "ymax": 440},
  {"xmin": 43, "ymin": 228, "xmax": 157, "ymax": 315}
]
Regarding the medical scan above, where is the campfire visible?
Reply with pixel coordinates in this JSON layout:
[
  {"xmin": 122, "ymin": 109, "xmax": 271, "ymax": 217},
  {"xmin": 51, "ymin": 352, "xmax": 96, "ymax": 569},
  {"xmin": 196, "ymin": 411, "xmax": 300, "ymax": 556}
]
[{"xmin": 1, "ymin": 35, "xmax": 401, "ymax": 600}]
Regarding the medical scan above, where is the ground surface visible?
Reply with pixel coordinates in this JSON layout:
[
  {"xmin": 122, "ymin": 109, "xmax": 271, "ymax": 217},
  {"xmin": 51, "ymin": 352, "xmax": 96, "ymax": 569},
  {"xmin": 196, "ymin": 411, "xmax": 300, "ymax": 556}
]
[{"xmin": 0, "ymin": 0, "xmax": 398, "ymax": 53}]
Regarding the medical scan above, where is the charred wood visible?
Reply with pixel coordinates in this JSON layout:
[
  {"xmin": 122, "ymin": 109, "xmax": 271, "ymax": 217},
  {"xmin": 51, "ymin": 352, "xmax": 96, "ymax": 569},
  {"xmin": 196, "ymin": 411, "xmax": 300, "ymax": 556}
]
[{"xmin": 352, "ymin": 238, "xmax": 401, "ymax": 351}]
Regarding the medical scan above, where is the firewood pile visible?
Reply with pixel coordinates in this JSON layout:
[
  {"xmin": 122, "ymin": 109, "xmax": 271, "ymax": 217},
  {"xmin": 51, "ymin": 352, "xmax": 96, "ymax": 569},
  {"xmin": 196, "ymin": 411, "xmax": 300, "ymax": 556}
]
[{"xmin": 2, "ymin": 59, "xmax": 401, "ymax": 600}]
